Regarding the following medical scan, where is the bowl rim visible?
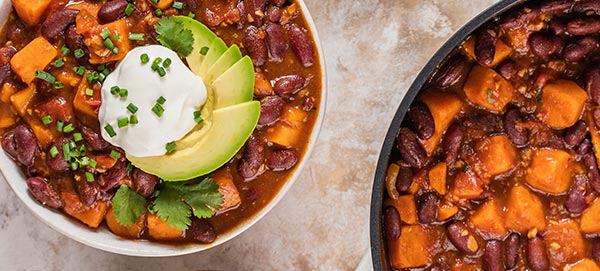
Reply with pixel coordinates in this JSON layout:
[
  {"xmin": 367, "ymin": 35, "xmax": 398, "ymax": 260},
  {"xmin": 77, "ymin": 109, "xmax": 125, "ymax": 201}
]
[
  {"xmin": 0, "ymin": 0, "xmax": 327, "ymax": 257},
  {"xmin": 369, "ymin": 0, "xmax": 526, "ymax": 269}
]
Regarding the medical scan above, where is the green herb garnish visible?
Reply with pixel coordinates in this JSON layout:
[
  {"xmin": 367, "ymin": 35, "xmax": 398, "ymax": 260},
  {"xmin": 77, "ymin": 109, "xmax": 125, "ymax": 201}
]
[
  {"xmin": 154, "ymin": 17, "xmax": 194, "ymax": 57},
  {"xmin": 104, "ymin": 124, "xmax": 116, "ymax": 137},
  {"xmin": 486, "ymin": 89, "xmax": 496, "ymax": 104},
  {"xmin": 165, "ymin": 141, "xmax": 176, "ymax": 153},
  {"xmin": 129, "ymin": 33, "xmax": 144, "ymax": 41},
  {"xmin": 52, "ymin": 58, "xmax": 64, "ymax": 68},
  {"xmin": 35, "ymin": 70, "xmax": 56, "ymax": 83},
  {"xmin": 113, "ymin": 185, "xmax": 147, "ymax": 226}
]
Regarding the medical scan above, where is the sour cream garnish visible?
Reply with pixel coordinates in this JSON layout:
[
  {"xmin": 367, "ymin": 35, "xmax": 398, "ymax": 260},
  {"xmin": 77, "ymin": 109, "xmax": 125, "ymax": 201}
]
[{"xmin": 98, "ymin": 45, "xmax": 207, "ymax": 157}]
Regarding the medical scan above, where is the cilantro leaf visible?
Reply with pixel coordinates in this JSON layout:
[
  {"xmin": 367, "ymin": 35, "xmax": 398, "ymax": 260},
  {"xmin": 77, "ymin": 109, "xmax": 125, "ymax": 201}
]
[
  {"xmin": 154, "ymin": 17, "xmax": 194, "ymax": 57},
  {"xmin": 112, "ymin": 185, "xmax": 147, "ymax": 226},
  {"xmin": 150, "ymin": 178, "xmax": 223, "ymax": 231}
]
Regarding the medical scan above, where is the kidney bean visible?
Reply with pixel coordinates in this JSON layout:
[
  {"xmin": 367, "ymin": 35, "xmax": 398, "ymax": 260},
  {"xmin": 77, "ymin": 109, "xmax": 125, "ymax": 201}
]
[
  {"xmin": 273, "ymin": 74, "xmax": 306, "ymax": 95},
  {"xmin": 98, "ymin": 160, "xmax": 128, "ymax": 191},
  {"xmin": 564, "ymin": 121, "xmax": 587, "ymax": 148},
  {"xmin": 265, "ymin": 23, "xmax": 286, "ymax": 63},
  {"xmin": 181, "ymin": 0, "xmax": 200, "ymax": 12},
  {"xmin": 593, "ymin": 238, "xmax": 600, "ymax": 262},
  {"xmin": 447, "ymin": 222, "xmax": 479, "ymax": 255},
  {"xmin": 12, "ymin": 125, "xmax": 39, "ymax": 167},
  {"xmin": 1, "ymin": 129, "xmax": 17, "ymax": 160},
  {"xmin": 577, "ymin": 138, "xmax": 593, "ymax": 156},
  {"xmin": 482, "ymin": 240, "xmax": 503, "ymax": 271},
  {"xmin": 74, "ymin": 174, "xmax": 97, "ymax": 206},
  {"xmin": 505, "ymin": 233, "xmax": 520, "ymax": 270},
  {"xmin": 497, "ymin": 60, "xmax": 517, "ymax": 80},
  {"xmin": 65, "ymin": 25, "xmax": 85, "ymax": 50},
  {"xmin": 550, "ymin": 19, "xmax": 567, "ymax": 36},
  {"xmin": 395, "ymin": 165, "xmax": 413, "ymax": 193},
  {"xmin": 396, "ymin": 128, "xmax": 427, "ymax": 169},
  {"xmin": 258, "ymin": 96, "xmax": 285, "ymax": 125},
  {"xmin": 238, "ymin": 135, "xmax": 266, "ymax": 179},
  {"xmin": 417, "ymin": 191, "xmax": 440, "ymax": 224},
  {"xmin": 594, "ymin": 108, "xmax": 600, "ymax": 129},
  {"xmin": 383, "ymin": 205, "xmax": 401, "ymax": 241},
  {"xmin": 79, "ymin": 125, "xmax": 107, "ymax": 151},
  {"xmin": 26, "ymin": 177, "xmax": 63, "ymax": 209},
  {"xmin": 98, "ymin": 0, "xmax": 128, "ymax": 24},
  {"xmin": 441, "ymin": 123, "xmax": 463, "ymax": 166},
  {"xmin": 270, "ymin": 0, "xmax": 286, "ymax": 6},
  {"xmin": 541, "ymin": 0, "xmax": 573, "ymax": 13},
  {"xmin": 574, "ymin": 0, "xmax": 600, "ymax": 14},
  {"xmin": 266, "ymin": 148, "xmax": 298, "ymax": 171},
  {"xmin": 288, "ymin": 24, "xmax": 315, "ymax": 68},
  {"xmin": 567, "ymin": 17, "xmax": 600, "ymax": 35},
  {"xmin": 46, "ymin": 138, "xmax": 71, "ymax": 172},
  {"xmin": 0, "ymin": 46, "xmax": 17, "ymax": 65},
  {"xmin": 6, "ymin": 20, "xmax": 26, "ymax": 42},
  {"xmin": 244, "ymin": 0, "xmax": 267, "ymax": 27},
  {"xmin": 565, "ymin": 174, "xmax": 591, "ymax": 213},
  {"xmin": 503, "ymin": 108, "xmax": 528, "ymax": 147},
  {"xmin": 407, "ymin": 102, "xmax": 435, "ymax": 140},
  {"xmin": 529, "ymin": 32, "xmax": 564, "ymax": 58},
  {"xmin": 266, "ymin": 6, "xmax": 283, "ymax": 22},
  {"xmin": 586, "ymin": 68, "xmax": 600, "ymax": 105},
  {"xmin": 563, "ymin": 36, "xmax": 597, "ymax": 62},
  {"xmin": 0, "ymin": 65, "xmax": 10, "ymax": 87},
  {"xmin": 583, "ymin": 154, "xmax": 600, "ymax": 193},
  {"xmin": 433, "ymin": 55, "xmax": 467, "ymax": 89},
  {"xmin": 186, "ymin": 218, "xmax": 217, "ymax": 243},
  {"xmin": 500, "ymin": 8, "xmax": 540, "ymax": 30},
  {"xmin": 243, "ymin": 26, "xmax": 268, "ymax": 67},
  {"xmin": 41, "ymin": 9, "xmax": 79, "ymax": 40},
  {"xmin": 132, "ymin": 169, "xmax": 158, "ymax": 197},
  {"xmin": 527, "ymin": 237, "xmax": 550, "ymax": 271},
  {"xmin": 475, "ymin": 26, "xmax": 497, "ymax": 66}
]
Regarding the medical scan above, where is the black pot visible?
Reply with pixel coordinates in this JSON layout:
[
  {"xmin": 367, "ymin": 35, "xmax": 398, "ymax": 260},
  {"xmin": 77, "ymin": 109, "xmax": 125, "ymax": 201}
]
[{"xmin": 369, "ymin": 0, "xmax": 528, "ymax": 269}]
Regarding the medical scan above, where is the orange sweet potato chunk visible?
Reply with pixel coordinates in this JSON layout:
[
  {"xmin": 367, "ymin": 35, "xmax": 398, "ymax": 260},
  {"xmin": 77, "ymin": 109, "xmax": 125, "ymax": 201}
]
[
  {"xmin": 146, "ymin": 214, "xmax": 184, "ymax": 240},
  {"xmin": 12, "ymin": 0, "xmax": 51, "ymax": 26},
  {"xmin": 388, "ymin": 225, "xmax": 434, "ymax": 269},
  {"xmin": 438, "ymin": 201, "xmax": 459, "ymax": 221},
  {"xmin": 505, "ymin": 185, "xmax": 546, "ymax": 233},
  {"xmin": 468, "ymin": 199, "xmax": 507, "ymax": 239},
  {"xmin": 544, "ymin": 220, "xmax": 585, "ymax": 269},
  {"xmin": 76, "ymin": 11, "xmax": 131, "ymax": 64},
  {"xmin": 10, "ymin": 37, "xmax": 58, "ymax": 84},
  {"xmin": 428, "ymin": 162, "xmax": 447, "ymax": 195},
  {"xmin": 537, "ymin": 80, "xmax": 587, "ymax": 129},
  {"xmin": 581, "ymin": 198, "xmax": 600, "ymax": 234},
  {"xmin": 463, "ymin": 65, "xmax": 515, "ymax": 112},
  {"xmin": 419, "ymin": 91, "xmax": 463, "ymax": 155},
  {"xmin": 462, "ymin": 35, "xmax": 513, "ymax": 67},
  {"xmin": 385, "ymin": 163, "xmax": 400, "ymax": 200},
  {"xmin": 450, "ymin": 170, "xmax": 485, "ymax": 201},
  {"xmin": 211, "ymin": 169, "xmax": 241, "ymax": 213},
  {"xmin": 105, "ymin": 207, "xmax": 146, "ymax": 239},
  {"xmin": 565, "ymin": 259, "xmax": 600, "ymax": 271},
  {"xmin": 525, "ymin": 149, "xmax": 573, "ymax": 194},
  {"xmin": 385, "ymin": 195, "xmax": 417, "ymax": 225},
  {"xmin": 61, "ymin": 192, "xmax": 108, "ymax": 228},
  {"xmin": 475, "ymin": 134, "xmax": 517, "ymax": 178},
  {"xmin": 265, "ymin": 106, "xmax": 308, "ymax": 147}
]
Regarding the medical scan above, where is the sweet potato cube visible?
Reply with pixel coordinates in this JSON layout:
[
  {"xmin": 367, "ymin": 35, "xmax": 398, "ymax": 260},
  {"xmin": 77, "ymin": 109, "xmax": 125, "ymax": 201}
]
[
  {"xmin": 428, "ymin": 162, "xmax": 447, "ymax": 195},
  {"xmin": 0, "ymin": 103, "xmax": 17, "ymax": 129},
  {"xmin": 505, "ymin": 185, "xmax": 546, "ymax": 233},
  {"xmin": 10, "ymin": 37, "xmax": 58, "ymax": 84},
  {"xmin": 419, "ymin": 91, "xmax": 463, "ymax": 155},
  {"xmin": 525, "ymin": 149, "xmax": 573, "ymax": 194},
  {"xmin": 146, "ymin": 214, "xmax": 184, "ymax": 240},
  {"xmin": 544, "ymin": 220, "xmax": 585, "ymax": 268},
  {"xmin": 73, "ymin": 74, "xmax": 100, "ymax": 119},
  {"xmin": 565, "ymin": 259, "xmax": 600, "ymax": 271},
  {"xmin": 385, "ymin": 163, "xmax": 400, "ymax": 200},
  {"xmin": 450, "ymin": 170, "xmax": 485, "ymax": 201},
  {"xmin": 385, "ymin": 195, "xmax": 417, "ymax": 225},
  {"xmin": 388, "ymin": 225, "xmax": 434, "ymax": 269},
  {"xmin": 468, "ymin": 199, "xmax": 507, "ymax": 239},
  {"xmin": 12, "ymin": 0, "xmax": 52, "ymax": 26},
  {"xmin": 475, "ymin": 134, "xmax": 517, "ymax": 178},
  {"xmin": 537, "ymin": 80, "xmax": 587, "ymax": 129},
  {"xmin": 67, "ymin": 1, "xmax": 102, "ymax": 15},
  {"xmin": 408, "ymin": 169, "xmax": 428, "ymax": 194},
  {"xmin": 581, "ymin": 198, "xmax": 600, "ymax": 233},
  {"xmin": 76, "ymin": 11, "xmax": 130, "ymax": 64},
  {"xmin": 462, "ymin": 35, "xmax": 513, "ymax": 67},
  {"xmin": 61, "ymin": 192, "xmax": 108, "ymax": 228},
  {"xmin": 211, "ymin": 169, "xmax": 241, "ymax": 213},
  {"xmin": 0, "ymin": 83, "xmax": 17, "ymax": 104},
  {"xmin": 10, "ymin": 84, "xmax": 35, "ymax": 116},
  {"xmin": 150, "ymin": 0, "xmax": 174, "ymax": 9},
  {"xmin": 438, "ymin": 201, "xmax": 459, "ymax": 221},
  {"xmin": 265, "ymin": 106, "xmax": 307, "ymax": 147},
  {"xmin": 105, "ymin": 207, "xmax": 146, "ymax": 239},
  {"xmin": 463, "ymin": 65, "xmax": 514, "ymax": 112}
]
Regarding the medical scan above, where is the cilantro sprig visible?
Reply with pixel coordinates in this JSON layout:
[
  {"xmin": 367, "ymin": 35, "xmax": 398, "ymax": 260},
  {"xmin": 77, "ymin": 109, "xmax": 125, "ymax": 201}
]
[
  {"xmin": 154, "ymin": 17, "xmax": 194, "ymax": 57},
  {"xmin": 112, "ymin": 185, "xmax": 147, "ymax": 226}
]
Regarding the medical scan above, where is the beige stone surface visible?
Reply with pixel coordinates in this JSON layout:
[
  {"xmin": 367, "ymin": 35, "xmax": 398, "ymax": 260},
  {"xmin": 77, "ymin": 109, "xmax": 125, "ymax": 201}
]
[{"xmin": 0, "ymin": 0, "xmax": 499, "ymax": 270}]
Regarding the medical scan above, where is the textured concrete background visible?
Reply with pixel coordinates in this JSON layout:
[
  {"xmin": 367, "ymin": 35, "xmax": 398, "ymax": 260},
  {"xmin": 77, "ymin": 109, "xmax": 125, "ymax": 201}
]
[{"xmin": 0, "ymin": 0, "xmax": 499, "ymax": 270}]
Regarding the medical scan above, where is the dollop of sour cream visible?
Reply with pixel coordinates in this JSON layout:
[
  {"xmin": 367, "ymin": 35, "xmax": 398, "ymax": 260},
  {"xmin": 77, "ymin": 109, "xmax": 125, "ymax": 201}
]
[{"xmin": 98, "ymin": 45, "xmax": 207, "ymax": 157}]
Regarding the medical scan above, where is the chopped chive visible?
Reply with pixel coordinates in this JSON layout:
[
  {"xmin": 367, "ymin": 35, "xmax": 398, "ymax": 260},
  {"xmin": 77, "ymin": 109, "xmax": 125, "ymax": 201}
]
[
  {"xmin": 100, "ymin": 28, "xmax": 110, "ymax": 39},
  {"xmin": 117, "ymin": 117, "xmax": 129, "ymax": 128},
  {"xmin": 35, "ymin": 70, "xmax": 56, "ymax": 83},
  {"xmin": 41, "ymin": 115, "xmax": 53, "ymax": 125},
  {"xmin": 486, "ymin": 89, "xmax": 496, "ymax": 104},
  {"xmin": 85, "ymin": 88, "xmax": 94, "ymax": 96},
  {"xmin": 157, "ymin": 67, "xmax": 166, "ymax": 77},
  {"xmin": 104, "ymin": 124, "xmax": 116, "ymax": 137},
  {"xmin": 110, "ymin": 149, "xmax": 120, "ymax": 160},
  {"xmin": 86, "ymin": 71, "xmax": 100, "ymax": 83},
  {"xmin": 70, "ymin": 161, "xmax": 79, "ymax": 171},
  {"xmin": 153, "ymin": 57, "xmax": 163, "ymax": 65},
  {"xmin": 56, "ymin": 120, "xmax": 64, "ymax": 132},
  {"xmin": 151, "ymin": 63, "xmax": 159, "ymax": 71},
  {"xmin": 73, "ymin": 133, "xmax": 83, "ymax": 142},
  {"xmin": 52, "ymin": 58, "xmax": 64, "ymax": 68},
  {"xmin": 110, "ymin": 86, "xmax": 120, "ymax": 95},
  {"xmin": 154, "ymin": 9, "xmax": 163, "ymax": 16},
  {"xmin": 118, "ymin": 88, "xmax": 128, "ymax": 97},
  {"xmin": 129, "ymin": 33, "xmax": 144, "ymax": 41},
  {"xmin": 141, "ymin": 53, "xmax": 149, "ymax": 64},
  {"xmin": 199, "ymin": 46, "xmax": 209, "ymax": 56},
  {"xmin": 193, "ymin": 110, "xmax": 203, "ymax": 123},
  {"xmin": 163, "ymin": 58, "xmax": 172, "ymax": 68},
  {"xmin": 73, "ymin": 66, "xmax": 86, "ymax": 76},
  {"xmin": 60, "ymin": 45, "xmax": 70, "ymax": 55},
  {"xmin": 79, "ymin": 156, "xmax": 89, "ymax": 166},
  {"xmin": 188, "ymin": 12, "xmax": 195, "ymax": 18},
  {"xmin": 151, "ymin": 103, "xmax": 164, "ymax": 117},
  {"xmin": 49, "ymin": 146, "xmax": 59, "ymax": 158},
  {"xmin": 85, "ymin": 172, "xmax": 94, "ymax": 182},
  {"xmin": 130, "ymin": 114, "xmax": 138, "ymax": 124},
  {"xmin": 126, "ymin": 162, "xmax": 133, "ymax": 172},
  {"xmin": 103, "ymin": 38, "xmax": 115, "ymax": 50},
  {"xmin": 62, "ymin": 142, "xmax": 70, "ymax": 161},
  {"xmin": 97, "ymin": 64, "xmax": 106, "ymax": 71},
  {"xmin": 125, "ymin": 3, "xmax": 135, "ymax": 16},
  {"xmin": 53, "ymin": 81, "xmax": 64, "ymax": 89},
  {"xmin": 101, "ymin": 68, "xmax": 110, "ymax": 76},
  {"xmin": 165, "ymin": 141, "xmax": 176, "ymax": 153},
  {"xmin": 172, "ymin": 1, "xmax": 184, "ymax": 10},
  {"xmin": 127, "ymin": 103, "xmax": 138, "ymax": 113},
  {"xmin": 63, "ymin": 123, "xmax": 74, "ymax": 133},
  {"xmin": 74, "ymin": 49, "xmax": 85, "ymax": 59},
  {"xmin": 156, "ymin": 96, "xmax": 166, "ymax": 104},
  {"xmin": 112, "ymin": 35, "xmax": 120, "ymax": 41},
  {"xmin": 79, "ymin": 145, "xmax": 86, "ymax": 154}
]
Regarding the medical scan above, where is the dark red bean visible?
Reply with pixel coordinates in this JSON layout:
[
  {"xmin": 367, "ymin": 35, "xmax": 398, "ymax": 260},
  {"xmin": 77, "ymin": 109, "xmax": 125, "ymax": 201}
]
[
  {"xmin": 181, "ymin": 0, "xmax": 200, "ymax": 12},
  {"xmin": 475, "ymin": 26, "xmax": 498, "ymax": 66},
  {"xmin": 265, "ymin": 23, "xmax": 286, "ymax": 63},
  {"xmin": 0, "ymin": 46, "xmax": 17, "ymax": 65},
  {"xmin": 243, "ymin": 26, "xmax": 268, "ymax": 66},
  {"xmin": 527, "ymin": 237, "xmax": 550, "ymax": 271},
  {"xmin": 447, "ymin": 222, "xmax": 479, "ymax": 255},
  {"xmin": 396, "ymin": 128, "xmax": 427, "ymax": 169},
  {"xmin": 503, "ymin": 108, "xmax": 528, "ymax": 147},
  {"xmin": 12, "ymin": 125, "xmax": 39, "ymax": 167},
  {"xmin": 550, "ymin": 19, "xmax": 567, "ymax": 36},
  {"xmin": 563, "ymin": 36, "xmax": 597, "ymax": 62},
  {"xmin": 244, "ymin": 0, "xmax": 267, "ymax": 27},
  {"xmin": 482, "ymin": 240, "xmax": 503, "ymax": 271},
  {"xmin": 529, "ymin": 32, "xmax": 564, "ymax": 58},
  {"xmin": 564, "ymin": 121, "xmax": 587, "ymax": 148},
  {"xmin": 505, "ymin": 233, "xmax": 520, "ymax": 270},
  {"xmin": 497, "ymin": 60, "xmax": 517, "ymax": 80},
  {"xmin": 98, "ymin": 0, "xmax": 128, "ymax": 24},
  {"xmin": 1, "ymin": 129, "xmax": 17, "ymax": 160},
  {"xmin": 541, "ymin": 0, "xmax": 574, "ymax": 13},
  {"xmin": 383, "ymin": 206, "xmax": 401, "ymax": 241},
  {"xmin": 565, "ymin": 174, "xmax": 591, "ymax": 213},
  {"xmin": 408, "ymin": 102, "xmax": 435, "ymax": 140},
  {"xmin": 586, "ymin": 67, "xmax": 600, "ymax": 105},
  {"xmin": 186, "ymin": 218, "xmax": 217, "ymax": 243},
  {"xmin": 441, "ymin": 123, "xmax": 463, "ymax": 166},
  {"xmin": 395, "ymin": 165, "xmax": 413, "ymax": 193},
  {"xmin": 270, "ymin": 0, "xmax": 286, "ymax": 6},
  {"xmin": 592, "ymin": 238, "xmax": 600, "ymax": 262},
  {"xmin": 500, "ymin": 8, "xmax": 541, "ymax": 31},
  {"xmin": 238, "ymin": 135, "xmax": 266, "ymax": 179},
  {"xmin": 577, "ymin": 138, "xmax": 593, "ymax": 156},
  {"xmin": 203, "ymin": 0, "xmax": 242, "ymax": 27},
  {"xmin": 265, "ymin": 6, "xmax": 282, "ymax": 22},
  {"xmin": 266, "ymin": 148, "xmax": 298, "ymax": 171},
  {"xmin": 79, "ymin": 125, "xmax": 107, "ymax": 151},
  {"xmin": 98, "ymin": 160, "xmax": 128, "ymax": 192},
  {"xmin": 567, "ymin": 17, "xmax": 600, "ymax": 35},
  {"xmin": 574, "ymin": 0, "xmax": 600, "ymax": 14},
  {"xmin": 583, "ymin": 154, "xmax": 600, "ymax": 193},
  {"xmin": 65, "ymin": 25, "xmax": 85, "ymax": 50},
  {"xmin": 132, "ymin": 169, "xmax": 158, "ymax": 197},
  {"xmin": 74, "ymin": 174, "xmax": 97, "ymax": 206},
  {"xmin": 5, "ymin": 20, "xmax": 26, "ymax": 42},
  {"xmin": 433, "ymin": 55, "xmax": 467, "ymax": 89},
  {"xmin": 26, "ymin": 177, "xmax": 63, "ymax": 209},
  {"xmin": 417, "ymin": 191, "xmax": 439, "ymax": 224},
  {"xmin": 45, "ymin": 137, "xmax": 71, "ymax": 172},
  {"xmin": 594, "ymin": 108, "xmax": 600, "ymax": 128},
  {"xmin": 0, "ymin": 65, "xmax": 10, "ymax": 89},
  {"xmin": 273, "ymin": 74, "xmax": 306, "ymax": 95},
  {"xmin": 41, "ymin": 9, "xmax": 79, "ymax": 40},
  {"xmin": 288, "ymin": 24, "xmax": 315, "ymax": 68},
  {"xmin": 258, "ymin": 96, "xmax": 285, "ymax": 126}
]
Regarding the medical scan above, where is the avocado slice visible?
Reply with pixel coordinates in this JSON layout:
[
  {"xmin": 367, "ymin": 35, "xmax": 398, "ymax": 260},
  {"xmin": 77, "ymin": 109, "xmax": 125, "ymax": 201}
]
[
  {"xmin": 205, "ymin": 45, "xmax": 242, "ymax": 83},
  {"xmin": 127, "ymin": 101, "xmax": 261, "ymax": 181},
  {"xmin": 211, "ymin": 56, "xmax": 255, "ymax": 109},
  {"xmin": 196, "ymin": 38, "xmax": 227, "ymax": 78}
]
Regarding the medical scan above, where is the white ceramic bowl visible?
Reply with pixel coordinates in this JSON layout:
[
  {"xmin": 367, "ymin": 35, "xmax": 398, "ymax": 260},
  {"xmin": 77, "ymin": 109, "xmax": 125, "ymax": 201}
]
[{"xmin": 0, "ymin": 0, "xmax": 326, "ymax": 257}]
